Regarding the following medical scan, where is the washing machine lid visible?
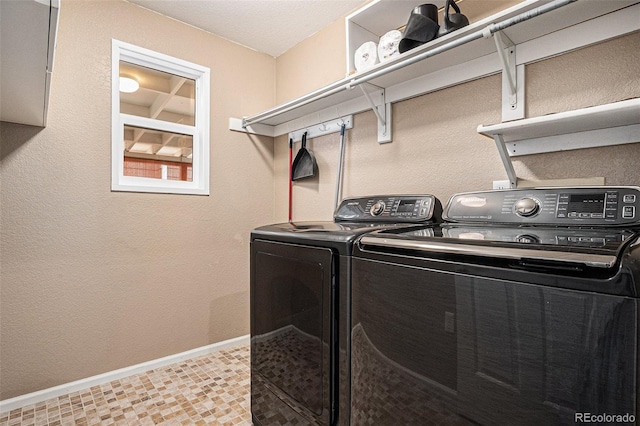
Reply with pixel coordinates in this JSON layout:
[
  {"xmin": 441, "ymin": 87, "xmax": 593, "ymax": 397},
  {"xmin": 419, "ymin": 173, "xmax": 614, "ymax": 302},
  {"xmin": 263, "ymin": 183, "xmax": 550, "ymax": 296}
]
[
  {"xmin": 254, "ymin": 221, "xmax": 388, "ymax": 237},
  {"xmin": 252, "ymin": 221, "xmax": 401, "ymax": 254},
  {"xmin": 359, "ymin": 225, "xmax": 639, "ymax": 269},
  {"xmin": 251, "ymin": 194, "xmax": 441, "ymax": 254},
  {"xmin": 357, "ymin": 224, "xmax": 640, "ymax": 296}
]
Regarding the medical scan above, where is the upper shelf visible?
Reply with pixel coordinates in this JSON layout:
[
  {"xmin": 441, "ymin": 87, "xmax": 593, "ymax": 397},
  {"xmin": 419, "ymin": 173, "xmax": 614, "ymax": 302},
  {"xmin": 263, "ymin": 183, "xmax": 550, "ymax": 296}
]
[{"xmin": 236, "ymin": 0, "xmax": 639, "ymax": 131}]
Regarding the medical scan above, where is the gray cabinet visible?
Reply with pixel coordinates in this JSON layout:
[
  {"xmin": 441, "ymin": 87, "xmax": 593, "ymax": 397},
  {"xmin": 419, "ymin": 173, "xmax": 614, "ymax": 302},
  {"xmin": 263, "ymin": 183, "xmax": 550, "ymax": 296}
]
[{"xmin": 1, "ymin": 0, "xmax": 60, "ymax": 127}]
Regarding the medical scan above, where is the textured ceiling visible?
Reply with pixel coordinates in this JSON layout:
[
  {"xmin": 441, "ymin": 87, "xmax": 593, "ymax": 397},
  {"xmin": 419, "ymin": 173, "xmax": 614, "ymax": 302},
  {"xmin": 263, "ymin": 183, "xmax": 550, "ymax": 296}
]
[{"xmin": 126, "ymin": 0, "xmax": 367, "ymax": 57}]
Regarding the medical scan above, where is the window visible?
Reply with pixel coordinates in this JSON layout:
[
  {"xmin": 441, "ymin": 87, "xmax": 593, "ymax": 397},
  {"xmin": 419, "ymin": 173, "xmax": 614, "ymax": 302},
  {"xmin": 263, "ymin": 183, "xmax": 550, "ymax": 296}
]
[{"xmin": 111, "ymin": 40, "xmax": 210, "ymax": 195}]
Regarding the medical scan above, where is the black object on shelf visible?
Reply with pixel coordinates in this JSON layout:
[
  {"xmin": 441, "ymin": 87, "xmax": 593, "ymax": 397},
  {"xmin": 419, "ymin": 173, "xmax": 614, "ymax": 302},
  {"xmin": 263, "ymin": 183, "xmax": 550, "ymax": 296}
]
[
  {"xmin": 398, "ymin": 4, "xmax": 440, "ymax": 53},
  {"xmin": 439, "ymin": 0, "xmax": 470, "ymax": 37}
]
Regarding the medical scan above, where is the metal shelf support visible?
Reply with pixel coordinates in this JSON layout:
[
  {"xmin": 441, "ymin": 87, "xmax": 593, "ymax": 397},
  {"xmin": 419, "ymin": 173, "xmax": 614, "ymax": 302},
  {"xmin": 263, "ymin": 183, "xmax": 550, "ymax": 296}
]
[
  {"xmin": 359, "ymin": 84, "xmax": 392, "ymax": 144},
  {"xmin": 492, "ymin": 31, "xmax": 516, "ymax": 99},
  {"xmin": 487, "ymin": 30, "xmax": 525, "ymax": 121},
  {"xmin": 493, "ymin": 134, "xmax": 518, "ymax": 189}
]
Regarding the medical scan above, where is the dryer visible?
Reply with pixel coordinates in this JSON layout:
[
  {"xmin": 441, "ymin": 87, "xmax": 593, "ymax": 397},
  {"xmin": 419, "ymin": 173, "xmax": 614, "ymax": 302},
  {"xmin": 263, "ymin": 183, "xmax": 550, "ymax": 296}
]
[{"xmin": 250, "ymin": 194, "xmax": 441, "ymax": 425}]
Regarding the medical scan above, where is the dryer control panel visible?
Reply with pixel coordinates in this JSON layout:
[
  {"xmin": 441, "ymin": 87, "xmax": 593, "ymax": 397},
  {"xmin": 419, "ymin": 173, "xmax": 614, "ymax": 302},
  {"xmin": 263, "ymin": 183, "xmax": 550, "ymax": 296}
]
[
  {"xmin": 444, "ymin": 187, "xmax": 640, "ymax": 226},
  {"xmin": 335, "ymin": 195, "xmax": 441, "ymax": 223}
]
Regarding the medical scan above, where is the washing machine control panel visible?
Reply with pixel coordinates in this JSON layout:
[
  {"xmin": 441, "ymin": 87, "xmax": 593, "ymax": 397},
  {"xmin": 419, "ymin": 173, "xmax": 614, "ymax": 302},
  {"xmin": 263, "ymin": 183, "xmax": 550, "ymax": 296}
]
[
  {"xmin": 445, "ymin": 187, "xmax": 640, "ymax": 226},
  {"xmin": 335, "ymin": 195, "xmax": 440, "ymax": 222}
]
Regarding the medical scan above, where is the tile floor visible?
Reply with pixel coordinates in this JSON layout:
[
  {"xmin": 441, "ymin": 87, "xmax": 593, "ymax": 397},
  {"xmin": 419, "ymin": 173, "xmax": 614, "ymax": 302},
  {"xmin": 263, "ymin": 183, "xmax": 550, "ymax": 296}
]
[{"xmin": 0, "ymin": 344, "xmax": 251, "ymax": 426}]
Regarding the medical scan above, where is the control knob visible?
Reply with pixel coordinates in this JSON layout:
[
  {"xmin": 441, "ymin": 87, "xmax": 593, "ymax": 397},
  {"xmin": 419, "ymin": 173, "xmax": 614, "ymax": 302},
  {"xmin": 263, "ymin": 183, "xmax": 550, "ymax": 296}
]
[
  {"xmin": 370, "ymin": 201, "xmax": 386, "ymax": 216},
  {"xmin": 514, "ymin": 197, "xmax": 540, "ymax": 217},
  {"xmin": 516, "ymin": 234, "xmax": 540, "ymax": 244}
]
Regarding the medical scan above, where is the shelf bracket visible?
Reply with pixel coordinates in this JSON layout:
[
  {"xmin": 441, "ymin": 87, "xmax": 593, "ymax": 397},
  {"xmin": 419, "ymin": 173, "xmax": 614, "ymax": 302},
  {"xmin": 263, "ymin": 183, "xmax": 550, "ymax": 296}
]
[
  {"xmin": 493, "ymin": 134, "xmax": 518, "ymax": 188},
  {"xmin": 488, "ymin": 30, "xmax": 524, "ymax": 121},
  {"xmin": 493, "ymin": 31, "xmax": 516, "ymax": 97},
  {"xmin": 359, "ymin": 85, "xmax": 392, "ymax": 144},
  {"xmin": 229, "ymin": 117, "xmax": 275, "ymax": 137}
]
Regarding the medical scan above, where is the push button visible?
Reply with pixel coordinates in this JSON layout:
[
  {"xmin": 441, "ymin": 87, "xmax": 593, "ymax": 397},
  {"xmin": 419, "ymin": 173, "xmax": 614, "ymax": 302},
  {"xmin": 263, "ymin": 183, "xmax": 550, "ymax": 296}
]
[
  {"xmin": 622, "ymin": 206, "xmax": 635, "ymax": 219},
  {"xmin": 623, "ymin": 194, "xmax": 636, "ymax": 203}
]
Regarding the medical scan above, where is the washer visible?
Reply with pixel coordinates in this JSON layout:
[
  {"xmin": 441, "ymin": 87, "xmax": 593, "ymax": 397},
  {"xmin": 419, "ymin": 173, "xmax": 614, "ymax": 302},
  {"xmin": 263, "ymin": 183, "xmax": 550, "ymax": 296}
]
[
  {"xmin": 351, "ymin": 186, "xmax": 640, "ymax": 425},
  {"xmin": 250, "ymin": 195, "xmax": 441, "ymax": 425}
]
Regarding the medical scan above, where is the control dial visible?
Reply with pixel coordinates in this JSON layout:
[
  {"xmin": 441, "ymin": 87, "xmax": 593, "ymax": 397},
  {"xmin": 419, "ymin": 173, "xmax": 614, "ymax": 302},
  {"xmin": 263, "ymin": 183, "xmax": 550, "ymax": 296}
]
[
  {"xmin": 514, "ymin": 197, "xmax": 540, "ymax": 217},
  {"xmin": 516, "ymin": 234, "xmax": 540, "ymax": 244},
  {"xmin": 370, "ymin": 201, "xmax": 386, "ymax": 216}
]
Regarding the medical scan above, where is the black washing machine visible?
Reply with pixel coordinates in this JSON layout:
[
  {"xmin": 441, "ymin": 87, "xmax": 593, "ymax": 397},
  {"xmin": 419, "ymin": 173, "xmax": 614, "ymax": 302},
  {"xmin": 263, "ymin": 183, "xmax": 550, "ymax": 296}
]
[
  {"xmin": 250, "ymin": 195, "xmax": 442, "ymax": 425},
  {"xmin": 351, "ymin": 186, "xmax": 640, "ymax": 425}
]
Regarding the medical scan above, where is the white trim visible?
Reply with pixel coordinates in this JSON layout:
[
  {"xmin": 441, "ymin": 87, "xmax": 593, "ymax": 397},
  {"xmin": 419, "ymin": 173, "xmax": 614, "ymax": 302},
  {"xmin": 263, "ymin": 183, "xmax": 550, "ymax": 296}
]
[
  {"xmin": 516, "ymin": 3, "xmax": 640, "ymax": 66},
  {"xmin": 386, "ymin": 52, "xmax": 499, "ymax": 105},
  {"xmin": 114, "ymin": 39, "xmax": 209, "ymax": 79},
  {"xmin": 111, "ymin": 39, "xmax": 210, "ymax": 195},
  {"xmin": 121, "ymin": 114, "xmax": 196, "ymax": 136},
  {"xmin": 228, "ymin": 117, "xmax": 275, "ymax": 137},
  {"xmin": 504, "ymin": 124, "xmax": 640, "ymax": 157},
  {"xmin": 0, "ymin": 335, "xmax": 249, "ymax": 414}
]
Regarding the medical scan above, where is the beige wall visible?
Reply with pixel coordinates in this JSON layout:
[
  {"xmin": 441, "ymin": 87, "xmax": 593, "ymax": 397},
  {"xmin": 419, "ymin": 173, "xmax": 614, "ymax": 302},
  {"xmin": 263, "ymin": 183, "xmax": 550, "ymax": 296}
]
[
  {"xmin": 0, "ymin": 0, "xmax": 275, "ymax": 399},
  {"xmin": 1, "ymin": 0, "xmax": 639, "ymax": 403},
  {"xmin": 276, "ymin": 32, "xmax": 640, "ymax": 222},
  {"xmin": 275, "ymin": 17, "xmax": 348, "ymax": 105}
]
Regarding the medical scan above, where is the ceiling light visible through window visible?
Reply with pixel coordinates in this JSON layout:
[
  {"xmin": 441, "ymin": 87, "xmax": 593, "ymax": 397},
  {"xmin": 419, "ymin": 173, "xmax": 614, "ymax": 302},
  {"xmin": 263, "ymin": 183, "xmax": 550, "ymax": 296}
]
[{"xmin": 119, "ymin": 76, "xmax": 139, "ymax": 93}]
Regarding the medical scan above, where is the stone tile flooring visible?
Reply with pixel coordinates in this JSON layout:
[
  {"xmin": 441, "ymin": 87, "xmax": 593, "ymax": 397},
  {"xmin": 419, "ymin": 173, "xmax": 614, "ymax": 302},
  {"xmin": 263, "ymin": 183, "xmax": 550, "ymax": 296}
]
[{"xmin": 0, "ymin": 344, "xmax": 251, "ymax": 426}]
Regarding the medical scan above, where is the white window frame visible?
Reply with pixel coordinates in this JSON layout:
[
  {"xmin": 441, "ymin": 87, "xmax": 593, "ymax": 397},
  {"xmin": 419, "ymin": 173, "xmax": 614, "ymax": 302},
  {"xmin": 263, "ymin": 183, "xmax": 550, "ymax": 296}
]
[{"xmin": 111, "ymin": 39, "xmax": 210, "ymax": 195}]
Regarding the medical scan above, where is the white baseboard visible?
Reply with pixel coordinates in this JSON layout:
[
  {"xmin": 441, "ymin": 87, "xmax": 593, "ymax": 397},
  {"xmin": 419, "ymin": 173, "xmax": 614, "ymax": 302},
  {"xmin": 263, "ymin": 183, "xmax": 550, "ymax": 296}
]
[{"xmin": 0, "ymin": 334, "xmax": 250, "ymax": 414}]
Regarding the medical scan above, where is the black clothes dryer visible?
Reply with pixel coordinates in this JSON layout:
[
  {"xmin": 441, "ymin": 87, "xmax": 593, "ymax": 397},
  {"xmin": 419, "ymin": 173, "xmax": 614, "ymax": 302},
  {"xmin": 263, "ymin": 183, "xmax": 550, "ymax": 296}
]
[
  {"xmin": 250, "ymin": 195, "xmax": 441, "ymax": 425},
  {"xmin": 350, "ymin": 187, "xmax": 640, "ymax": 425}
]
